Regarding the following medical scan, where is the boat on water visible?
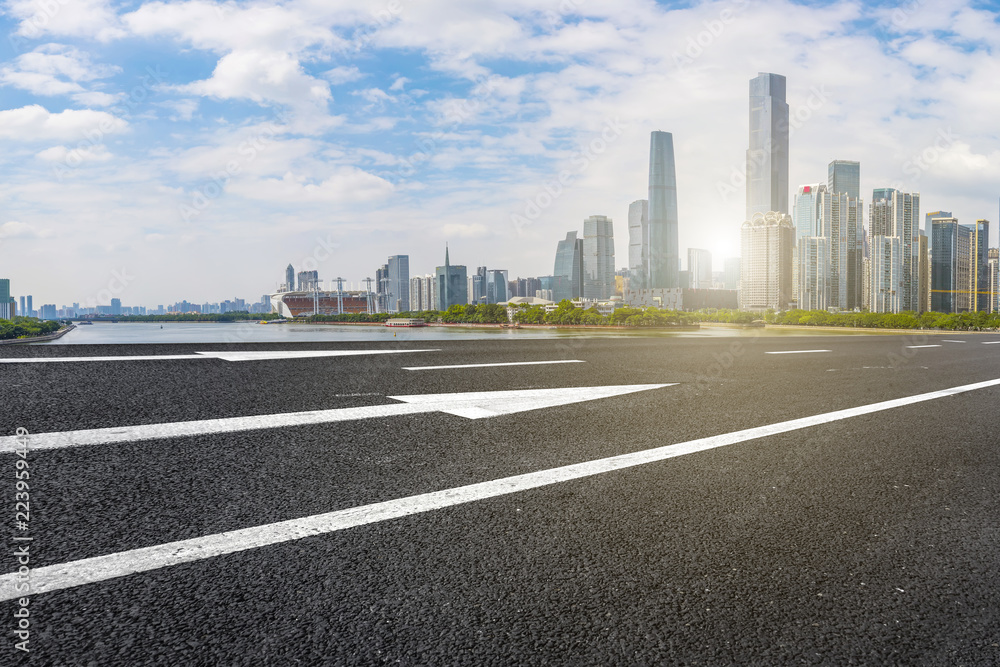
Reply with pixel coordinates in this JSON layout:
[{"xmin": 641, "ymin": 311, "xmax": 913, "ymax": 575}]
[
  {"xmin": 260, "ymin": 319, "xmax": 289, "ymax": 324},
  {"xmin": 77, "ymin": 321, "xmax": 93, "ymax": 325},
  {"xmin": 384, "ymin": 318, "xmax": 427, "ymax": 328}
]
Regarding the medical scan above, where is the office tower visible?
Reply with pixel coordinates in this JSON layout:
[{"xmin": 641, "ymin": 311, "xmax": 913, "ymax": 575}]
[
  {"xmin": 647, "ymin": 131, "xmax": 680, "ymax": 288},
  {"xmin": 375, "ymin": 263, "xmax": 389, "ymax": 312},
  {"xmin": 723, "ymin": 258, "xmax": 741, "ymax": 290},
  {"xmin": 285, "ymin": 264, "xmax": 294, "ymax": 292},
  {"xmin": 869, "ymin": 189, "xmax": 920, "ymax": 311},
  {"xmin": 989, "ymin": 248, "xmax": 1000, "ymax": 314},
  {"xmin": 819, "ymin": 191, "xmax": 864, "ymax": 310},
  {"xmin": 747, "ymin": 73, "xmax": 789, "ymax": 220},
  {"xmin": 553, "ymin": 231, "xmax": 584, "ymax": 301},
  {"xmin": 628, "ymin": 199, "xmax": 648, "ymax": 290},
  {"xmin": 297, "ymin": 270, "xmax": 319, "ymax": 292},
  {"xmin": 26, "ymin": 295, "xmax": 32, "ymax": 317},
  {"xmin": 387, "ymin": 255, "xmax": 410, "ymax": 313},
  {"xmin": 828, "ymin": 160, "xmax": 861, "ymax": 199},
  {"xmin": 435, "ymin": 246, "xmax": 468, "ymax": 310},
  {"xmin": 924, "ymin": 210, "xmax": 951, "ymax": 253},
  {"xmin": 473, "ymin": 267, "xmax": 487, "ymax": 304},
  {"xmin": 19, "ymin": 296, "xmax": 25, "ymax": 316},
  {"xmin": 797, "ymin": 236, "xmax": 829, "ymax": 311},
  {"xmin": 918, "ymin": 233, "xmax": 930, "ymax": 314},
  {"xmin": 484, "ymin": 269, "xmax": 508, "ymax": 303},
  {"xmin": 583, "ymin": 215, "xmax": 615, "ymax": 300},
  {"xmin": 931, "ymin": 218, "xmax": 959, "ymax": 312},
  {"xmin": 740, "ymin": 211, "xmax": 794, "ymax": 311},
  {"xmin": 687, "ymin": 248, "xmax": 712, "ymax": 289},
  {"xmin": 973, "ymin": 221, "xmax": 990, "ymax": 312},
  {"xmin": 111, "ymin": 298, "xmax": 122, "ymax": 316},
  {"xmin": 956, "ymin": 225, "xmax": 974, "ymax": 312},
  {"xmin": 793, "ymin": 184, "xmax": 826, "ymax": 239}
]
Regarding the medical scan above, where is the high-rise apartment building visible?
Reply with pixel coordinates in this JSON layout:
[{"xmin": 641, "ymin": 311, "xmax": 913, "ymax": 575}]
[
  {"xmin": 820, "ymin": 191, "xmax": 864, "ymax": 310},
  {"xmin": 628, "ymin": 199, "xmax": 649, "ymax": 290},
  {"xmin": 988, "ymin": 248, "xmax": 1000, "ymax": 314},
  {"xmin": 387, "ymin": 255, "xmax": 410, "ymax": 313},
  {"xmin": 553, "ymin": 231, "xmax": 584, "ymax": 302},
  {"xmin": 687, "ymin": 249, "xmax": 713, "ymax": 289},
  {"xmin": 797, "ymin": 236, "xmax": 829, "ymax": 311},
  {"xmin": 869, "ymin": 189, "xmax": 920, "ymax": 312},
  {"xmin": 583, "ymin": 215, "xmax": 615, "ymax": 300},
  {"xmin": 747, "ymin": 73, "xmax": 789, "ymax": 220},
  {"xmin": 828, "ymin": 160, "xmax": 860, "ymax": 199},
  {"xmin": 870, "ymin": 236, "xmax": 904, "ymax": 313},
  {"xmin": 740, "ymin": 211, "xmax": 794, "ymax": 311},
  {"xmin": 647, "ymin": 132, "xmax": 679, "ymax": 288}
]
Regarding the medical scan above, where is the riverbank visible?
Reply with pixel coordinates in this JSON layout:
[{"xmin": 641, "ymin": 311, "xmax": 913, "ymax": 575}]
[{"xmin": 0, "ymin": 324, "xmax": 76, "ymax": 345}]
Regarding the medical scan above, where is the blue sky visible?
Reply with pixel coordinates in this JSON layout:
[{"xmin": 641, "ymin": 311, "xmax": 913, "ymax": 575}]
[{"xmin": 1, "ymin": 0, "xmax": 999, "ymax": 306}]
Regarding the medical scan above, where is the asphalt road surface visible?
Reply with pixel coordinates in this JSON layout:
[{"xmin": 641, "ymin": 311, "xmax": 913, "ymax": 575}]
[{"xmin": 2, "ymin": 332, "xmax": 1000, "ymax": 665}]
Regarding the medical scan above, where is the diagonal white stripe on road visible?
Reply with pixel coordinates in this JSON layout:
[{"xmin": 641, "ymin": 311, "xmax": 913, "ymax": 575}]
[
  {"xmin": 0, "ymin": 385, "xmax": 671, "ymax": 453},
  {"xmin": 403, "ymin": 360, "xmax": 584, "ymax": 371},
  {"xmin": 0, "ymin": 349, "xmax": 440, "ymax": 364},
  {"xmin": 764, "ymin": 350, "xmax": 831, "ymax": 355},
  {"xmin": 1, "ymin": 377, "xmax": 999, "ymax": 602}
]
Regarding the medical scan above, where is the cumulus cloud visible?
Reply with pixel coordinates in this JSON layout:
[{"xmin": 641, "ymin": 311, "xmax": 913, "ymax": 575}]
[
  {"xmin": 0, "ymin": 44, "xmax": 121, "ymax": 106},
  {"xmin": 0, "ymin": 105, "xmax": 127, "ymax": 141},
  {"xmin": 0, "ymin": 220, "xmax": 52, "ymax": 239}
]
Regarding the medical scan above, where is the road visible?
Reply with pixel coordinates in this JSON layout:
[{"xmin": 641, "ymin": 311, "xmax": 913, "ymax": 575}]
[{"xmin": 2, "ymin": 333, "xmax": 999, "ymax": 665}]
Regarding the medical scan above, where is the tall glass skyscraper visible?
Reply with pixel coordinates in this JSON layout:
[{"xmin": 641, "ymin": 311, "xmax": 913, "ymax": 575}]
[
  {"xmin": 583, "ymin": 215, "xmax": 615, "ymax": 300},
  {"xmin": 747, "ymin": 72, "xmax": 789, "ymax": 220},
  {"xmin": 647, "ymin": 131, "xmax": 679, "ymax": 288},
  {"xmin": 553, "ymin": 231, "xmax": 583, "ymax": 301},
  {"xmin": 828, "ymin": 160, "xmax": 860, "ymax": 199},
  {"xmin": 387, "ymin": 254, "xmax": 410, "ymax": 313},
  {"xmin": 792, "ymin": 183, "xmax": 826, "ymax": 239},
  {"xmin": 627, "ymin": 199, "xmax": 648, "ymax": 290}
]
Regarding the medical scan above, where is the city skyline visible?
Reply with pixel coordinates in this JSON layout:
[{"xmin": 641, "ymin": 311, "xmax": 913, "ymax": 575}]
[{"xmin": 1, "ymin": 1, "xmax": 1000, "ymax": 306}]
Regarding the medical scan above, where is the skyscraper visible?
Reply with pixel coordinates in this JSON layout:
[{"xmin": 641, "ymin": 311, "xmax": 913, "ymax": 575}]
[
  {"xmin": 387, "ymin": 255, "xmax": 410, "ymax": 313},
  {"xmin": 870, "ymin": 236, "xmax": 904, "ymax": 313},
  {"xmin": 0, "ymin": 279, "xmax": 13, "ymax": 319},
  {"xmin": 647, "ymin": 131, "xmax": 679, "ymax": 288},
  {"xmin": 627, "ymin": 199, "xmax": 648, "ymax": 290},
  {"xmin": 974, "ymin": 220, "xmax": 990, "ymax": 312},
  {"xmin": 819, "ymin": 191, "xmax": 864, "ymax": 310},
  {"xmin": 19, "ymin": 296, "xmax": 25, "ymax": 317},
  {"xmin": 792, "ymin": 184, "xmax": 826, "ymax": 239},
  {"xmin": 931, "ymin": 217, "xmax": 959, "ymax": 313},
  {"xmin": 988, "ymin": 248, "xmax": 999, "ymax": 314},
  {"xmin": 553, "ymin": 231, "xmax": 584, "ymax": 301},
  {"xmin": 924, "ymin": 210, "xmax": 951, "ymax": 253},
  {"xmin": 747, "ymin": 73, "xmax": 789, "ymax": 220},
  {"xmin": 435, "ymin": 246, "xmax": 468, "ymax": 310},
  {"xmin": 285, "ymin": 264, "xmax": 294, "ymax": 292},
  {"xmin": 828, "ymin": 160, "xmax": 861, "ymax": 199},
  {"xmin": 869, "ymin": 189, "xmax": 920, "ymax": 312},
  {"xmin": 687, "ymin": 249, "xmax": 712, "ymax": 289},
  {"xmin": 25, "ymin": 295, "xmax": 32, "ymax": 317},
  {"xmin": 583, "ymin": 215, "xmax": 615, "ymax": 300},
  {"xmin": 740, "ymin": 212, "xmax": 794, "ymax": 311},
  {"xmin": 798, "ymin": 236, "xmax": 829, "ymax": 311}
]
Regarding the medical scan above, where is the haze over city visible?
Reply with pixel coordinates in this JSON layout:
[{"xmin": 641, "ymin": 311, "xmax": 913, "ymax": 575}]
[{"xmin": 1, "ymin": 0, "xmax": 999, "ymax": 306}]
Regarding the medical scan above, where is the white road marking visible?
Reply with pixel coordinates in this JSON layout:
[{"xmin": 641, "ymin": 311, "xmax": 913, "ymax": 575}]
[
  {"xmin": 764, "ymin": 350, "xmax": 831, "ymax": 355},
  {"xmin": 0, "ymin": 384, "xmax": 672, "ymax": 453},
  {"xmin": 942, "ymin": 340, "xmax": 966, "ymax": 344},
  {"xmin": 906, "ymin": 345, "xmax": 941, "ymax": 349},
  {"xmin": 982, "ymin": 341, "xmax": 1000, "ymax": 345},
  {"xmin": 403, "ymin": 360, "xmax": 584, "ymax": 371},
  {"xmin": 3, "ymin": 376, "xmax": 999, "ymax": 601},
  {"xmin": 0, "ymin": 349, "xmax": 439, "ymax": 364}
]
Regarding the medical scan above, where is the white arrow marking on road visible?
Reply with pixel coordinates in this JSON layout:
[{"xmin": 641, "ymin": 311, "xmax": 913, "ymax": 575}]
[
  {"xmin": 403, "ymin": 360, "xmax": 584, "ymax": 371},
  {"xmin": 0, "ymin": 384, "xmax": 673, "ymax": 453},
  {"xmin": 2, "ymin": 376, "xmax": 999, "ymax": 602},
  {"xmin": 0, "ymin": 349, "xmax": 440, "ymax": 364},
  {"xmin": 765, "ymin": 350, "xmax": 831, "ymax": 355}
]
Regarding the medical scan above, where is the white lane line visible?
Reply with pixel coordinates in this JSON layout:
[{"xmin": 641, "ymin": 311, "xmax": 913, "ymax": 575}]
[
  {"xmin": 0, "ymin": 384, "xmax": 671, "ymax": 453},
  {"xmin": 0, "ymin": 349, "xmax": 439, "ymax": 364},
  {"xmin": 906, "ymin": 345, "xmax": 941, "ymax": 349},
  {"xmin": 3, "ymin": 376, "xmax": 999, "ymax": 602},
  {"xmin": 403, "ymin": 360, "xmax": 584, "ymax": 371},
  {"xmin": 764, "ymin": 350, "xmax": 831, "ymax": 355},
  {"xmin": 942, "ymin": 340, "xmax": 967, "ymax": 344},
  {"xmin": 982, "ymin": 341, "xmax": 1000, "ymax": 345}
]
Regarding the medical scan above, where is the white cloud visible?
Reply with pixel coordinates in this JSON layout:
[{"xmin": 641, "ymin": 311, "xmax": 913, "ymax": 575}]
[
  {"xmin": 226, "ymin": 167, "xmax": 394, "ymax": 204},
  {"xmin": 0, "ymin": 105, "xmax": 127, "ymax": 141},
  {"xmin": 0, "ymin": 44, "xmax": 121, "ymax": 106},
  {"xmin": 7, "ymin": 0, "xmax": 126, "ymax": 43},
  {"xmin": 323, "ymin": 65, "xmax": 364, "ymax": 85},
  {"xmin": 35, "ymin": 144, "xmax": 113, "ymax": 163},
  {"xmin": 0, "ymin": 220, "xmax": 52, "ymax": 239}
]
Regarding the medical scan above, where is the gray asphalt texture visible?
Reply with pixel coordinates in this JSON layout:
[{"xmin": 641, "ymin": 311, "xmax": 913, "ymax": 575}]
[{"xmin": 2, "ymin": 333, "xmax": 1000, "ymax": 665}]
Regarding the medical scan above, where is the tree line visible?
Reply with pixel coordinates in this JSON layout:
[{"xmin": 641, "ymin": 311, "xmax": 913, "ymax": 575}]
[{"xmin": 0, "ymin": 317, "xmax": 64, "ymax": 340}]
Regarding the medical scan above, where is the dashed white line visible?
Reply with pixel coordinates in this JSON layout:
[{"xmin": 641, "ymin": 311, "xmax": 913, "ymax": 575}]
[
  {"xmin": 942, "ymin": 340, "xmax": 967, "ymax": 344},
  {"xmin": 4, "ymin": 376, "xmax": 999, "ymax": 602},
  {"xmin": 982, "ymin": 341, "xmax": 1000, "ymax": 345},
  {"xmin": 906, "ymin": 345, "xmax": 941, "ymax": 349},
  {"xmin": 403, "ymin": 360, "xmax": 584, "ymax": 371},
  {"xmin": 765, "ymin": 350, "xmax": 831, "ymax": 355}
]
